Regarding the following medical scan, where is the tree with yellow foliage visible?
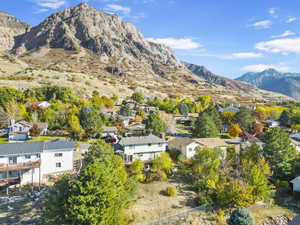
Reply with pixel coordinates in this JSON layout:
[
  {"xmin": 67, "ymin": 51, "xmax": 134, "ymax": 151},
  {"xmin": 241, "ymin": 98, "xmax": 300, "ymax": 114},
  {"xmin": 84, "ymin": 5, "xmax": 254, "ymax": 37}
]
[{"xmin": 229, "ymin": 124, "xmax": 242, "ymax": 137}]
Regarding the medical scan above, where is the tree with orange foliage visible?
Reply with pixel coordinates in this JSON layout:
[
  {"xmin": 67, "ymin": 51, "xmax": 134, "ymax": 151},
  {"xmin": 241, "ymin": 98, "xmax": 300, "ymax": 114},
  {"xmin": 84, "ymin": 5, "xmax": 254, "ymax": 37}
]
[
  {"xmin": 229, "ymin": 124, "xmax": 242, "ymax": 137},
  {"xmin": 253, "ymin": 122, "xmax": 264, "ymax": 134}
]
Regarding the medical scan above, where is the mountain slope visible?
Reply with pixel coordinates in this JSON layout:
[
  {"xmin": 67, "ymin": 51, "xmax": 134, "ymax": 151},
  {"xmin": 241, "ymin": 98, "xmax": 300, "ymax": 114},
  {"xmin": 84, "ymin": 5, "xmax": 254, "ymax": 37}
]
[
  {"xmin": 236, "ymin": 69, "xmax": 300, "ymax": 100},
  {"xmin": 0, "ymin": 10, "xmax": 30, "ymax": 51},
  {"xmin": 12, "ymin": 3, "xmax": 183, "ymax": 70},
  {"xmin": 184, "ymin": 62, "xmax": 255, "ymax": 92}
]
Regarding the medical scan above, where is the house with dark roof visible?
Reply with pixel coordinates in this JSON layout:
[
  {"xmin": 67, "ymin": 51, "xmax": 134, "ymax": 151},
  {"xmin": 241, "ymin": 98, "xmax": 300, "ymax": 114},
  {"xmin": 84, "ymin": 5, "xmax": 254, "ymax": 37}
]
[
  {"xmin": 168, "ymin": 137, "xmax": 200, "ymax": 159},
  {"xmin": 117, "ymin": 134, "xmax": 167, "ymax": 164},
  {"xmin": 0, "ymin": 140, "xmax": 75, "ymax": 187}
]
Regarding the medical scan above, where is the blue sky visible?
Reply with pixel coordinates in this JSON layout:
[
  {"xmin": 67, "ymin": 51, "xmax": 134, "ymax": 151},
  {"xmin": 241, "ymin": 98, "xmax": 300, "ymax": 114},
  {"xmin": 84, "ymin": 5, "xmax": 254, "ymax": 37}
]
[{"xmin": 3, "ymin": 0, "xmax": 300, "ymax": 78}]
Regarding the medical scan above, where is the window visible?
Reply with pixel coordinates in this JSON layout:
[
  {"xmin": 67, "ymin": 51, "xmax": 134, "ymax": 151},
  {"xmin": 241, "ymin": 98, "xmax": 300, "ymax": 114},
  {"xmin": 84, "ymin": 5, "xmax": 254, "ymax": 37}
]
[
  {"xmin": 129, "ymin": 145, "xmax": 135, "ymax": 149},
  {"xmin": 138, "ymin": 153, "xmax": 143, "ymax": 157},
  {"xmin": 159, "ymin": 143, "xmax": 163, "ymax": 147},
  {"xmin": 148, "ymin": 144, "xmax": 152, "ymax": 147},
  {"xmin": 36, "ymin": 154, "xmax": 40, "ymax": 158},
  {"xmin": 25, "ymin": 155, "xmax": 31, "ymax": 159},
  {"xmin": 54, "ymin": 153, "xmax": 63, "ymax": 157},
  {"xmin": 189, "ymin": 148, "xmax": 194, "ymax": 152},
  {"xmin": 56, "ymin": 162, "xmax": 62, "ymax": 168}
]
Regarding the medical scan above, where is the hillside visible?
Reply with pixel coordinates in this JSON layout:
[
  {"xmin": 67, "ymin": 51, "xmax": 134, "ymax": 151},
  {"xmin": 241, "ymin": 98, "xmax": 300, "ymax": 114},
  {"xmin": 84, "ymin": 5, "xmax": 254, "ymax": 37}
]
[
  {"xmin": 0, "ymin": 3, "xmax": 293, "ymax": 103},
  {"xmin": 236, "ymin": 69, "xmax": 300, "ymax": 100}
]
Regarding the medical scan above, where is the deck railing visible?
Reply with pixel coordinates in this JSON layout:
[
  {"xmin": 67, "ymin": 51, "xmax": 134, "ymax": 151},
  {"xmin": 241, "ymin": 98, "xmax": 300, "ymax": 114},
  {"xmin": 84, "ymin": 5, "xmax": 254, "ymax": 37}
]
[{"xmin": 0, "ymin": 161, "xmax": 41, "ymax": 172}]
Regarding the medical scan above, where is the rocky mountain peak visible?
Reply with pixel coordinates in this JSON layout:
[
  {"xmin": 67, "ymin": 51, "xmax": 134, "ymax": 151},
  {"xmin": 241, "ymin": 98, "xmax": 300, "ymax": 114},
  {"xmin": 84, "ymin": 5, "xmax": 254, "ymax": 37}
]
[
  {"xmin": 0, "ymin": 10, "xmax": 30, "ymax": 51},
  {"xmin": 12, "ymin": 3, "xmax": 184, "ymax": 69}
]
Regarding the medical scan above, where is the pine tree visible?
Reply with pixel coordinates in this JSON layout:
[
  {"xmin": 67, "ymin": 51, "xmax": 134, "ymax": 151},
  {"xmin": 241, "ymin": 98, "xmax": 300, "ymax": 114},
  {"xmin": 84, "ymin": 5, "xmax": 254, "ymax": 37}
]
[
  {"xmin": 227, "ymin": 208, "xmax": 254, "ymax": 225},
  {"xmin": 193, "ymin": 113, "xmax": 219, "ymax": 138},
  {"xmin": 263, "ymin": 128, "xmax": 297, "ymax": 179}
]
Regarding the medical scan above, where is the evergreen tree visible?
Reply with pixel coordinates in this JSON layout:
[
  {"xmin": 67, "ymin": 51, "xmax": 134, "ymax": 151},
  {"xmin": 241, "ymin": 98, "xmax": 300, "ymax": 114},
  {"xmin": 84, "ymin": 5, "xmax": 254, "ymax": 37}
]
[
  {"xmin": 79, "ymin": 107, "xmax": 103, "ymax": 138},
  {"xmin": 227, "ymin": 208, "xmax": 254, "ymax": 225},
  {"xmin": 202, "ymin": 105, "xmax": 221, "ymax": 130},
  {"xmin": 144, "ymin": 113, "xmax": 167, "ymax": 135},
  {"xmin": 68, "ymin": 141, "xmax": 134, "ymax": 225},
  {"xmin": 235, "ymin": 107, "xmax": 255, "ymax": 132},
  {"xmin": 263, "ymin": 128, "xmax": 297, "ymax": 179},
  {"xmin": 193, "ymin": 113, "xmax": 219, "ymax": 138}
]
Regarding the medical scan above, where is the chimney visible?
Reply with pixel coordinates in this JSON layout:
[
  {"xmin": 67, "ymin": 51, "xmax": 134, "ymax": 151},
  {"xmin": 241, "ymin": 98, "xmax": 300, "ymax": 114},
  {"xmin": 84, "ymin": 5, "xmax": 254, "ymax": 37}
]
[{"xmin": 10, "ymin": 119, "xmax": 15, "ymax": 126}]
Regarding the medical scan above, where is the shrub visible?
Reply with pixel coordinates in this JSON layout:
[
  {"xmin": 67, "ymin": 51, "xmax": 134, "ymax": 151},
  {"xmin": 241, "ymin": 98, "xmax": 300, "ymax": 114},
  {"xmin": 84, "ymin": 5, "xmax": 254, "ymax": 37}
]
[
  {"xmin": 166, "ymin": 186, "xmax": 176, "ymax": 197},
  {"xmin": 227, "ymin": 208, "xmax": 254, "ymax": 225}
]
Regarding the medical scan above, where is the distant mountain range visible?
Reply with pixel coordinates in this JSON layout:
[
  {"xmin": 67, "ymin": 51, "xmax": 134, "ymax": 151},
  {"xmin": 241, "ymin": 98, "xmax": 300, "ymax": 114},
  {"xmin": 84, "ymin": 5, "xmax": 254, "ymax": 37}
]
[{"xmin": 236, "ymin": 69, "xmax": 300, "ymax": 100}]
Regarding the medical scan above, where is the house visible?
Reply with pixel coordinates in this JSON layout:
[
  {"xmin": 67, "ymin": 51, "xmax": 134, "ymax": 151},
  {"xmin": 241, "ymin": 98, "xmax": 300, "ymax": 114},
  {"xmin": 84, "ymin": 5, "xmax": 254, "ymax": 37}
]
[
  {"xmin": 290, "ymin": 134, "xmax": 300, "ymax": 152},
  {"xmin": 8, "ymin": 120, "xmax": 48, "ymax": 142},
  {"xmin": 119, "ymin": 116, "xmax": 134, "ymax": 127},
  {"xmin": 125, "ymin": 123, "xmax": 146, "ymax": 136},
  {"xmin": 102, "ymin": 126, "xmax": 118, "ymax": 137},
  {"xmin": 117, "ymin": 134, "xmax": 167, "ymax": 164},
  {"xmin": 168, "ymin": 137, "xmax": 200, "ymax": 159},
  {"xmin": 291, "ymin": 177, "xmax": 300, "ymax": 192},
  {"xmin": 264, "ymin": 120, "xmax": 280, "ymax": 128},
  {"xmin": 26, "ymin": 101, "xmax": 51, "ymax": 109},
  {"xmin": 218, "ymin": 106, "xmax": 240, "ymax": 113},
  {"xmin": 0, "ymin": 140, "xmax": 75, "ymax": 187}
]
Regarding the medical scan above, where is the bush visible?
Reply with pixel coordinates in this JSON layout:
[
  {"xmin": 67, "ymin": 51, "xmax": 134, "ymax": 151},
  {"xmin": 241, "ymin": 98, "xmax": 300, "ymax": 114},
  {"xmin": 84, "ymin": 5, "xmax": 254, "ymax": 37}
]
[
  {"xmin": 227, "ymin": 208, "xmax": 254, "ymax": 225},
  {"xmin": 166, "ymin": 186, "xmax": 176, "ymax": 197},
  {"xmin": 275, "ymin": 180, "xmax": 290, "ymax": 189}
]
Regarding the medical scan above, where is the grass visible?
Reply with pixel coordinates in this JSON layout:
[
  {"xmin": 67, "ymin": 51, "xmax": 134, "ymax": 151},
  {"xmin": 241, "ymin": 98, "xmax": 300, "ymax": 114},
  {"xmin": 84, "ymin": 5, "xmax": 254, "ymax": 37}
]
[
  {"xmin": 176, "ymin": 124, "xmax": 192, "ymax": 134},
  {"xmin": 0, "ymin": 137, "xmax": 8, "ymax": 143},
  {"xmin": 27, "ymin": 136, "xmax": 66, "ymax": 142}
]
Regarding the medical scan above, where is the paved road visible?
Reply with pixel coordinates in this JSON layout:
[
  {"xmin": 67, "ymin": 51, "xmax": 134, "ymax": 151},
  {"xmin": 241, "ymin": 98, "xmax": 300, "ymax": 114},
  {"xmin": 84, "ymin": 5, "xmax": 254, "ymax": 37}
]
[{"xmin": 289, "ymin": 215, "xmax": 300, "ymax": 225}]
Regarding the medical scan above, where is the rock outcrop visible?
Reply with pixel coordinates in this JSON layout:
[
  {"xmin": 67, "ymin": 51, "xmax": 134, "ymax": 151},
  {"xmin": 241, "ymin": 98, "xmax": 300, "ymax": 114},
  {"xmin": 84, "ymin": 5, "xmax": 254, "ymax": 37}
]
[
  {"xmin": 0, "ymin": 10, "xmax": 30, "ymax": 51},
  {"xmin": 12, "ymin": 3, "xmax": 183, "ymax": 69}
]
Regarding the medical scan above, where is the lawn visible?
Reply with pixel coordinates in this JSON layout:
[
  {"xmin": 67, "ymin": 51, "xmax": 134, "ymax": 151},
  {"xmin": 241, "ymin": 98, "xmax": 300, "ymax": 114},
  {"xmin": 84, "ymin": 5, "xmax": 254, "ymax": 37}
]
[
  {"xmin": 27, "ymin": 136, "xmax": 66, "ymax": 142},
  {"xmin": 176, "ymin": 124, "xmax": 192, "ymax": 134},
  {"xmin": 0, "ymin": 137, "xmax": 8, "ymax": 143}
]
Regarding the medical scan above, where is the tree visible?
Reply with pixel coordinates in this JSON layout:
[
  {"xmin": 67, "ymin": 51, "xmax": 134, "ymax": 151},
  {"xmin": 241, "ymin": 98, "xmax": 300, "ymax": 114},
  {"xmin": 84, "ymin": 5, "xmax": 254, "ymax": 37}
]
[
  {"xmin": 235, "ymin": 108, "xmax": 255, "ymax": 132},
  {"xmin": 128, "ymin": 160, "xmax": 145, "ymax": 182},
  {"xmin": 229, "ymin": 124, "xmax": 242, "ymax": 137},
  {"xmin": 144, "ymin": 113, "xmax": 167, "ymax": 135},
  {"xmin": 253, "ymin": 122, "xmax": 264, "ymax": 134},
  {"xmin": 68, "ymin": 114, "xmax": 84, "ymax": 140},
  {"xmin": 179, "ymin": 103, "xmax": 189, "ymax": 116},
  {"xmin": 227, "ymin": 208, "xmax": 254, "ymax": 225},
  {"xmin": 202, "ymin": 105, "xmax": 222, "ymax": 130},
  {"xmin": 221, "ymin": 111, "xmax": 236, "ymax": 124},
  {"xmin": 0, "ymin": 87, "xmax": 23, "ymax": 109},
  {"xmin": 193, "ymin": 114, "xmax": 219, "ymax": 138},
  {"xmin": 67, "ymin": 141, "xmax": 134, "ymax": 225},
  {"xmin": 131, "ymin": 92, "xmax": 144, "ymax": 104},
  {"xmin": 41, "ymin": 175, "xmax": 73, "ymax": 225},
  {"xmin": 196, "ymin": 95, "xmax": 211, "ymax": 112},
  {"xmin": 79, "ymin": 107, "xmax": 103, "ymax": 138},
  {"xmin": 30, "ymin": 124, "xmax": 42, "ymax": 137},
  {"xmin": 263, "ymin": 128, "xmax": 297, "ymax": 179},
  {"xmin": 151, "ymin": 152, "xmax": 173, "ymax": 180}
]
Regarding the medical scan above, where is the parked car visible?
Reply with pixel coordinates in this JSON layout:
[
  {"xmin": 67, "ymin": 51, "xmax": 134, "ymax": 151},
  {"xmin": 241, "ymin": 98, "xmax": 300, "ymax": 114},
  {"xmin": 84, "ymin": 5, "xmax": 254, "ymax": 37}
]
[{"xmin": 104, "ymin": 136, "xmax": 118, "ymax": 144}]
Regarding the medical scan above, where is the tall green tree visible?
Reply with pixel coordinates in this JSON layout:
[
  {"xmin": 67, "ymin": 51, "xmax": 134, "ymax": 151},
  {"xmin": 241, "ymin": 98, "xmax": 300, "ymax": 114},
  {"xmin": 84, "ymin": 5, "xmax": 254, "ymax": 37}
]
[
  {"xmin": 234, "ymin": 107, "xmax": 255, "ymax": 132},
  {"xmin": 263, "ymin": 128, "xmax": 297, "ymax": 179},
  {"xmin": 67, "ymin": 141, "xmax": 134, "ymax": 225},
  {"xmin": 193, "ymin": 113, "xmax": 219, "ymax": 138},
  {"xmin": 79, "ymin": 107, "xmax": 103, "ymax": 138},
  {"xmin": 128, "ymin": 160, "xmax": 145, "ymax": 182},
  {"xmin": 227, "ymin": 208, "xmax": 254, "ymax": 225},
  {"xmin": 144, "ymin": 113, "xmax": 167, "ymax": 135}
]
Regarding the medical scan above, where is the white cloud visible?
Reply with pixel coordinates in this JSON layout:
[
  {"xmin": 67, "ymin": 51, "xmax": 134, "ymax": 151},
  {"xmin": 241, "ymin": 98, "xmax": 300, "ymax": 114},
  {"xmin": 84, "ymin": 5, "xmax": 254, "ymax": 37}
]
[
  {"xmin": 249, "ymin": 20, "xmax": 272, "ymax": 29},
  {"xmin": 287, "ymin": 17, "xmax": 298, "ymax": 23},
  {"xmin": 35, "ymin": 0, "xmax": 66, "ymax": 9},
  {"xmin": 269, "ymin": 8, "xmax": 278, "ymax": 18},
  {"xmin": 104, "ymin": 4, "xmax": 131, "ymax": 15},
  {"xmin": 256, "ymin": 37, "xmax": 300, "ymax": 55},
  {"xmin": 146, "ymin": 38, "xmax": 201, "ymax": 50},
  {"xmin": 229, "ymin": 52, "xmax": 263, "ymax": 59},
  {"xmin": 271, "ymin": 30, "xmax": 295, "ymax": 38},
  {"xmin": 241, "ymin": 64, "xmax": 290, "ymax": 72}
]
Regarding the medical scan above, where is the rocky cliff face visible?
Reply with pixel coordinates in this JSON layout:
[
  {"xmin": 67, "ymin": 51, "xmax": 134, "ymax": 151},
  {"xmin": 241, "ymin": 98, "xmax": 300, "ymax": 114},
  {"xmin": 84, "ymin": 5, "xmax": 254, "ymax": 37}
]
[
  {"xmin": 0, "ymin": 11, "xmax": 30, "ymax": 51},
  {"xmin": 13, "ymin": 3, "xmax": 183, "ymax": 69}
]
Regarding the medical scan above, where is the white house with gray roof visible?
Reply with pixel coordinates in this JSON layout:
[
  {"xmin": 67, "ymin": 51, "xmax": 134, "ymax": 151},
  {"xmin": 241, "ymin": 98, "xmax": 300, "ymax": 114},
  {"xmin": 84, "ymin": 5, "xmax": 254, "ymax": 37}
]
[
  {"xmin": 0, "ymin": 140, "xmax": 75, "ymax": 187},
  {"xmin": 117, "ymin": 134, "xmax": 167, "ymax": 164}
]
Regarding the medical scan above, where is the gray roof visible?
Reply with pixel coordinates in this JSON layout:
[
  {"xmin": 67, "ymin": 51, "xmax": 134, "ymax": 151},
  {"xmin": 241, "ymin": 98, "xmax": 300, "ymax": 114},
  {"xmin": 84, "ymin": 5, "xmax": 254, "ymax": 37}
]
[
  {"xmin": 168, "ymin": 138, "xmax": 196, "ymax": 148},
  {"xmin": 119, "ymin": 134, "xmax": 166, "ymax": 146},
  {"xmin": 291, "ymin": 177, "xmax": 300, "ymax": 184},
  {"xmin": 102, "ymin": 126, "xmax": 118, "ymax": 133},
  {"xmin": 0, "ymin": 140, "xmax": 75, "ymax": 156}
]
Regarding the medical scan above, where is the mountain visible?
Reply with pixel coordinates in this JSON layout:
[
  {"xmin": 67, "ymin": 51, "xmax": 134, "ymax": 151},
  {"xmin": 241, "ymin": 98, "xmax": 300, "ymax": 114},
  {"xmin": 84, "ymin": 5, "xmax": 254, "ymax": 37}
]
[
  {"xmin": 0, "ymin": 3, "xmax": 293, "ymax": 103},
  {"xmin": 12, "ymin": 3, "xmax": 183, "ymax": 70},
  {"xmin": 184, "ymin": 62, "xmax": 255, "ymax": 93},
  {"xmin": 0, "ymin": 10, "xmax": 30, "ymax": 51},
  {"xmin": 236, "ymin": 69, "xmax": 300, "ymax": 100}
]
